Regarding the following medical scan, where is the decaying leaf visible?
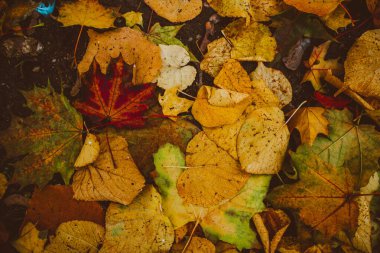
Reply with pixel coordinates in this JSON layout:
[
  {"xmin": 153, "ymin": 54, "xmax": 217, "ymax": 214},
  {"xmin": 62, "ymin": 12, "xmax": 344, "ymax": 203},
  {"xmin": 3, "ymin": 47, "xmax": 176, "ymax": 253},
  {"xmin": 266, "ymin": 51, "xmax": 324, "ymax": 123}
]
[
  {"xmin": 237, "ymin": 107, "xmax": 289, "ymax": 174},
  {"xmin": 287, "ymin": 107, "xmax": 329, "ymax": 146},
  {"xmin": 12, "ymin": 222, "xmax": 47, "ymax": 253},
  {"xmin": 100, "ymin": 186, "xmax": 174, "ymax": 253},
  {"xmin": 207, "ymin": 0, "xmax": 284, "ymax": 23},
  {"xmin": 157, "ymin": 45, "xmax": 197, "ymax": 91},
  {"xmin": 367, "ymin": 0, "xmax": 379, "ymax": 13},
  {"xmin": 192, "ymin": 86, "xmax": 252, "ymax": 128},
  {"xmin": 200, "ymin": 38, "xmax": 232, "ymax": 77},
  {"xmin": 177, "ymin": 132, "xmax": 249, "ymax": 207},
  {"xmin": 73, "ymin": 133, "xmax": 145, "ymax": 205},
  {"xmin": 171, "ymin": 237, "xmax": 216, "ymax": 253},
  {"xmin": 321, "ymin": 6, "xmax": 351, "ymax": 32},
  {"xmin": 158, "ymin": 88, "xmax": 193, "ymax": 120},
  {"xmin": 144, "ymin": 0, "xmax": 202, "ymax": 23},
  {"xmin": 345, "ymin": 29, "xmax": 380, "ymax": 99},
  {"xmin": 24, "ymin": 185, "xmax": 104, "ymax": 232},
  {"xmin": 223, "ymin": 19, "xmax": 277, "ymax": 61},
  {"xmin": 57, "ymin": 0, "xmax": 115, "ymax": 28},
  {"xmin": 74, "ymin": 133, "xmax": 100, "ymax": 168},
  {"xmin": 74, "ymin": 59, "xmax": 155, "ymax": 128},
  {"xmin": 0, "ymin": 173, "xmax": 7, "ymax": 198},
  {"xmin": 44, "ymin": 221, "xmax": 105, "ymax": 253},
  {"xmin": 0, "ymin": 86, "xmax": 82, "ymax": 186},
  {"xmin": 283, "ymin": 0, "xmax": 341, "ymax": 16},
  {"xmin": 302, "ymin": 41, "xmax": 342, "ymax": 91},
  {"xmin": 253, "ymin": 208, "xmax": 290, "ymax": 253},
  {"xmin": 250, "ymin": 62, "xmax": 293, "ymax": 107},
  {"xmin": 78, "ymin": 28, "xmax": 162, "ymax": 82},
  {"xmin": 122, "ymin": 11, "xmax": 143, "ymax": 27}
]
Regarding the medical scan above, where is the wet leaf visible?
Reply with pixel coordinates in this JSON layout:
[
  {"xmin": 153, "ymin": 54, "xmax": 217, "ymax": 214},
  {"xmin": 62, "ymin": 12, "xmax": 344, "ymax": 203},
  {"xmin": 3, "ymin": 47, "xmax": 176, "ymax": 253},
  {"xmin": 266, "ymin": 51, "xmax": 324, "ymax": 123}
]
[
  {"xmin": 12, "ymin": 223, "xmax": 47, "ymax": 253},
  {"xmin": 100, "ymin": 185, "xmax": 174, "ymax": 253},
  {"xmin": 144, "ymin": 0, "xmax": 202, "ymax": 23},
  {"xmin": 287, "ymin": 107, "xmax": 329, "ymax": 146},
  {"xmin": 200, "ymin": 38, "xmax": 232, "ymax": 77},
  {"xmin": 44, "ymin": 221, "xmax": 104, "ymax": 253},
  {"xmin": 23, "ymin": 185, "xmax": 104, "ymax": 232},
  {"xmin": 0, "ymin": 86, "xmax": 83, "ymax": 186},
  {"xmin": 158, "ymin": 88, "xmax": 194, "ymax": 120},
  {"xmin": 72, "ymin": 133, "xmax": 145, "ymax": 205},
  {"xmin": 78, "ymin": 28, "xmax": 162, "ymax": 82},
  {"xmin": 74, "ymin": 59, "xmax": 155, "ymax": 128},
  {"xmin": 284, "ymin": 0, "xmax": 341, "ymax": 16}
]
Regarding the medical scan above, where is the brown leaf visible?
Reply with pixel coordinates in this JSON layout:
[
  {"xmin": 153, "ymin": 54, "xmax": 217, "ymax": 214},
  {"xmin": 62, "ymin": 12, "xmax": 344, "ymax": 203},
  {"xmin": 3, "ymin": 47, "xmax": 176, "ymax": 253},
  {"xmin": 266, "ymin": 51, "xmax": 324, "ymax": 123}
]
[{"xmin": 24, "ymin": 185, "xmax": 104, "ymax": 232}]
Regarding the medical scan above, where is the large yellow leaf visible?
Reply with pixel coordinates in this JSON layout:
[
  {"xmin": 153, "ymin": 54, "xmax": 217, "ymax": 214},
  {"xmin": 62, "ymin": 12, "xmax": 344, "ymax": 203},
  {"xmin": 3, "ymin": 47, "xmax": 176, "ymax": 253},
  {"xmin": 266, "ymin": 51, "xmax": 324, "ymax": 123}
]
[
  {"xmin": 223, "ymin": 19, "xmax": 277, "ymax": 62},
  {"xmin": 287, "ymin": 107, "xmax": 329, "ymax": 146},
  {"xmin": 237, "ymin": 107, "xmax": 289, "ymax": 174},
  {"xmin": 200, "ymin": 38, "xmax": 232, "ymax": 77},
  {"xmin": 284, "ymin": 0, "xmax": 341, "ymax": 16},
  {"xmin": 72, "ymin": 133, "xmax": 145, "ymax": 205},
  {"xmin": 12, "ymin": 223, "xmax": 47, "ymax": 253},
  {"xmin": 57, "ymin": 0, "xmax": 116, "ymax": 28},
  {"xmin": 144, "ymin": 0, "xmax": 202, "ymax": 22},
  {"xmin": 78, "ymin": 28, "xmax": 162, "ymax": 83},
  {"xmin": 177, "ymin": 132, "xmax": 249, "ymax": 207},
  {"xmin": 44, "ymin": 221, "xmax": 105, "ymax": 253},
  {"xmin": 100, "ymin": 186, "xmax": 174, "ymax": 253},
  {"xmin": 345, "ymin": 29, "xmax": 380, "ymax": 99},
  {"xmin": 192, "ymin": 86, "xmax": 252, "ymax": 128}
]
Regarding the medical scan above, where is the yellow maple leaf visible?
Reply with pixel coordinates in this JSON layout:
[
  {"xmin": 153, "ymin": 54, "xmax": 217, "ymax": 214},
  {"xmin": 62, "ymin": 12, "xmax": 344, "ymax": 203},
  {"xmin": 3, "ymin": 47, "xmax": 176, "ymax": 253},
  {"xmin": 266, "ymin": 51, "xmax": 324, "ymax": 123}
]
[
  {"xmin": 287, "ymin": 107, "xmax": 329, "ymax": 146},
  {"xmin": 284, "ymin": 0, "xmax": 342, "ymax": 16},
  {"xmin": 158, "ymin": 88, "xmax": 194, "ymax": 120}
]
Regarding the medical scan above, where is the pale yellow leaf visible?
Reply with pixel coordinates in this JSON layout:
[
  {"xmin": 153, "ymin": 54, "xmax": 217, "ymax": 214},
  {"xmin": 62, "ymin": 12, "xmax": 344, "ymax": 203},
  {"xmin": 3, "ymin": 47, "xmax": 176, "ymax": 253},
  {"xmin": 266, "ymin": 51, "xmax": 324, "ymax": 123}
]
[
  {"xmin": 74, "ymin": 133, "xmax": 100, "ymax": 168},
  {"xmin": 158, "ymin": 88, "xmax": 194, "ymax": 120}
]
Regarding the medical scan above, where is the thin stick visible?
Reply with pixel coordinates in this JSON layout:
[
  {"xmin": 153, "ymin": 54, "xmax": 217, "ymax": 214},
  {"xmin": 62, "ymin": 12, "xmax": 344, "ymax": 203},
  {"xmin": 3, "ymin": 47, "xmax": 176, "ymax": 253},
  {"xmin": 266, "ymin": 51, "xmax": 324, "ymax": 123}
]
[
  {"xmin": 181, "ymin": 218, "xmax": 201, "ymax": 253},
  {"xmin": 73, "ymin": 25, "xmax": 84, "ymax": 68}
]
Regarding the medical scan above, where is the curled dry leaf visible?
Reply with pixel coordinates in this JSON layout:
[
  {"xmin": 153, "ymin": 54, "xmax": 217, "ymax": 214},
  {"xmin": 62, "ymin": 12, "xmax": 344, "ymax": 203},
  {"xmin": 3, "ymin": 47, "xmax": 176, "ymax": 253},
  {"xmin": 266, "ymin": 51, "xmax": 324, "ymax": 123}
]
[
  {"xmin": 44, "ymin": 221, "xmax": 105, "ymax": 253},
  {"xmin": 253, "ymin": 208, "xmax": 290, "ymax": 253},
  {"xmin": 78, "ymin": 28, "xmax": 162, "ymax": 83},
  {"xmin": 200, "ymin": 38, "xmax": 232, "ymax": 77},
  {"xmin": 57, "ymin": 0, "xmax": 115, "ymax": 28},
  {"xmin": 345, "ymin": 29, "xmax": 380, "ymax": 99},
  {"xmin": 177, "ymin": 132, "xmax": 249, "ymax": 207},
  {"xmin": 223, "ymin": 19, "xmax": 277, "ymax": 62},
  {"xmin": 237, "ymin": 107, "xmax": 289, "ymax": 174},
  {"xmin": 100, "ymin": 186, "xmax": 174, "ymax": 253},
  {"xmin": 144, "ymin": 0, "xmax": 202, "ymax": 23},
  {"xmin": 23, "ymin": 185, "xmax": 104, "ymax": 232},
  {"xmin": 287, "ymin": 107, "xmax": 329, "ymax": 146},
  {"xmin": 157, "ymin": 45, "xmax": 197, "ymax": 91},
  {"xmin": 250, "ymin": 62, "xmax": 293, "ymax": 108},
  {"xmin": 12, "ymin": 222, "xmax": 47, "ymax": 253},
  {"xmin": 74, "ymin": 133, "xmax": 100, "ymax": 168},
  {"xmin": 159, "ymin": 88, "xmax": 194, "ymax": 120},
  {"xmin": 0, "ymin": 173, "xmax": 7, "ymax": 198},
  {"xmin": 171, "ymin": 237, "xmax": 216, "ymax": 253},
  {"xmin": 73, "ymin": 133, "xmax": 145, "ymax": 205},
  {"xmin": 284, "ymin": 0, "xmax": 341, "ymax": 16},
  {"xmin": 192, "ymin": 86, "xmax": 252, "ymax": 128}
]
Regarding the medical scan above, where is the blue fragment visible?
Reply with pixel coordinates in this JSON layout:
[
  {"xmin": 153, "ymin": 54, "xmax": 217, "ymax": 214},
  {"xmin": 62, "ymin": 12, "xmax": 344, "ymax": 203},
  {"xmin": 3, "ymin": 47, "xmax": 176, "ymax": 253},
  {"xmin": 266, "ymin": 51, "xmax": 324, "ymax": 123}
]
[{"xmin": 36, "ymin": 0, "xmax": 56, "ymax": 16}]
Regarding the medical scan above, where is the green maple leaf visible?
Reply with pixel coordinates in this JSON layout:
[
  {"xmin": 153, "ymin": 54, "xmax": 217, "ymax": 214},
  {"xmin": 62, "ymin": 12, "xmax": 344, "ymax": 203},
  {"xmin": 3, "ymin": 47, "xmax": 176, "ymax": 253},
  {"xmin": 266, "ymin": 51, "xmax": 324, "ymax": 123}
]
[{"xmin": 0, "ymin": 86, "xmax": 83, "ymax": 186}]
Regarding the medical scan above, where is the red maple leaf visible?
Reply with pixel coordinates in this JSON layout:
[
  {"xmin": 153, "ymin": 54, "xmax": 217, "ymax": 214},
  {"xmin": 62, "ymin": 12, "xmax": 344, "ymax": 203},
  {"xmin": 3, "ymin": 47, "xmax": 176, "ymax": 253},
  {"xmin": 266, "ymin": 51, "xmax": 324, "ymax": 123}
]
[
  {"xmin": 314, "ymin": 91, "xmax": 351, "ymax": 109},
  {"xmin": 74, "ymin": 59, "xmax": 155, "ymax": 128}
]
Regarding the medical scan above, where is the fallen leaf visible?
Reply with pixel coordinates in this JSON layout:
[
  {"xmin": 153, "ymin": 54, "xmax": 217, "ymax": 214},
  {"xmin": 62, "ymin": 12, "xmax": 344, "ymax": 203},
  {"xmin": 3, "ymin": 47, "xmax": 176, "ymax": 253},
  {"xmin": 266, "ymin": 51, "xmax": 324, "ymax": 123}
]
[
  {"xmin": 100, "ymin": 185, "xmax": 174, "ymax": 253},
  {"xmin": 367, "ymin": 0, "xmax": 379, "ymax": 13},
  {"xmin": 250, "ymin": 62, "xmax": 293, "ymax": 108},
  {"xmin": 57, "ymin": 0, "xmax": 115, "ymax": 28},
  {"xmin": 157, "ymin": 44, "xmax": 197, "ymax": 91},
  {"xmin": 74, "ymin": 133, "xmax": 100, "ymax": 168},
  {"xmin": 321, "ymin": 6, "xmax": 352, "ymax": 32},
  {"xmin": 297, "ymin": 109, "xmax": 380, "ymax": 187},
  {"xmin": 302, "ymin": 41, "xmax": 342, "ymax": 91},
  {"xmin": 174, "ymin": 225, "xmax": 188, "ymax": 243},
  {"xmin": 171, "ymin": 237, "xmax": 216, "ymax": 253},
  {"xmin": 267, "ymin": 153, "xmax": 359, "ymax": 238},
  {"xmin": 237, "ymin": 107, "xmax": 289, "ymax": 174},
  {"xmin": 207, "ymin": 0, "xmax": 284, "ymax": 23},
  {"xmin": 23, "ymin": 185, "xmax": 104, "ymax": 232},
  {"xmin": 0, "ymin": 173, "xmax": 7, "ymax": 198},
  {"xmin": 200, "ymin": 38, "xmax": 232, "ymax": 77},
  {"xmin": 283, "ymin": 0, "xmax": 341, "ymax": 16},
  {"xmin": 44, "ymin": 221, "xmax": 105, "ymax": 253},
  {"xmin": 74, "ymin": 59, "xmax": 155, "ymax": 128},
  {"xmin": 158, "ymin": 88, "xmax": 194, "ymax": 120},
  {"xmin": 282, "ymin": 38, "xmax": 312, "ymax": 70},
  {"xmin": 177, "ymin": 132, "xmax": 249, "ymax": 207},
  {"xmin": 144, "ymin": 0, "xmax": 202, "ymax": 22},
  {"xmin": 148, "ymin": 23, "xmax": 198, "ymax": 62},
  {"xmin": 122, "ymin": 11, "xmax": 143, "ymax": 27},
  {"xmin": 253, "ymin": 208, "xmax": 290, "ymax": 253},
  {"xmin": 287, "ymin": 107, "xmax": 329, "ymax": 146},
  {"xmin": 0, "ymin": 86, "xmax": 83, "ymax": 186},
  {"xmin": 314, "ymin": 91, "xmax": 351, "ymax": 109},
  {"xmin": 78, "ymin": 28, "xmax": 162, "ymax": 82},
  {"xmin": 345, "ymin": 29, "xmax": 380, "ymax": 99},
  {"xmin": 72, "ymin": 132, "xmax": 145, "ymax": 205},
  {"xmin": 223, "ymin": 19, "xmax": 277, "ymax": 61},
  {"xmin": 304, "ymin": 244, "xmax": 332, "ymax": 253},
  {"xmin": 12, "ymin": 223, "xmax": 47, "ymax": 253},
  {"xmin": 192, "ymin": 86, "xmax": 252, "ymax": 128},
  {"xmin": 367, "ymin": 109, "xmax": 380, "ymax": 126}
]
